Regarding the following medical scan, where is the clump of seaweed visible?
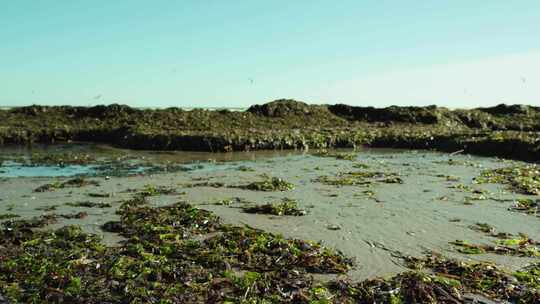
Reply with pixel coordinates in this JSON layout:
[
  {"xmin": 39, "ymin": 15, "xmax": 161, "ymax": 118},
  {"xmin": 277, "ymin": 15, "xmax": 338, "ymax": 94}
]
[
  {"xmin": 138, "ymin": 184, "xmax": 179, "ymax": 196},
  {"xmin": 34, "ymin": 177, "xmax": 100, "ymax": 192},
  {"xmin": 66, "ymin": 201, "xmax": 112, "ymax": 208},
  {"xmin": 315, "ymin": 170, "xmax": 402, "ymax": 187},
  {"xmin": 243, "ymin": 198, "xmax": 306, "ymax": 216},
  {"xmin": 329, "ymin": 271, "xmax": 464, "ymax": 303},
  {"xmin": 451, "ymin": 233, "xmax": 540, "ymax": 257},
  {"xmin": 475, "ymin": 164, "xmax": 540, "ymax": 195},
  {"xmin": 469, "ymin": 222, "xmax": 495, "ymax": 234},
  {"xmin": 204, "ymin": 225, "xmax": 353, "ymax": 273},
  {"xmin": 60, "ymin": 212, "xmax": 89, "ymax": 219},
  {"xmin": 86, "ymin": 192, "xmax": 112, "ymax": 198},
  {"xmin": 35, "ymin": 205, "xmax": 59, "ymax": 211},
  {"xmin": 184, "ymin": 181, "xmax": 225, "ymax": 188},
  {"xmin": 236, "ymin": 176, "xmax": 294, "ymax": 191},
  {"xmin": 0, "ymin": 214, "xmax": 20, "ymax": 220},
  {"xmin": 514, "ymin": 263, "xmax": 540, "ymax": 290},
  {"xmin": 313, "ymin": 150, "xmax": 357, "ymax": 161},
  {"xmin": 236, "ymin": 165, "xmax": 255, "ymax": 172},
  {"xmin": 404, "ymin": 254, "xmax": 540, "ymax": 303},
  {"xmin": 352, "ymin": 162, "xmax": 370, "ymax": 169},
  {"xmin": 510, "ymin": 198, "xmax": 539, "ymax": 216}
]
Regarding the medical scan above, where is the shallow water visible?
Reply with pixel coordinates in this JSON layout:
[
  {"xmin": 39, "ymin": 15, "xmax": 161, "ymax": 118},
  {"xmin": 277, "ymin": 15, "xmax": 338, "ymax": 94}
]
[
  {"xmin": 0, "ymin": 144, "xmax": 538, "ymax": 280},
  {"xmin": 0, "ymin": 143, "xmax": 306, "ymax": 177}
]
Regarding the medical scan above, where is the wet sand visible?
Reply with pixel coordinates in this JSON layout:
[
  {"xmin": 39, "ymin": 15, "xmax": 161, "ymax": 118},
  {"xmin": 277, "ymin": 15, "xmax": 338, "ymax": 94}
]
[{"xmin": 0, "ymin": 147, "xmax": 538, "ymax": 281}]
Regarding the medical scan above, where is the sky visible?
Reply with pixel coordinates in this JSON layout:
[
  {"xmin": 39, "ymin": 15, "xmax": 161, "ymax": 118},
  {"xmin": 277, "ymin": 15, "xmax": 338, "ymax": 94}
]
[{"xmin": 1, "ymin": 1, "xmax": 539, "ymax": 108}]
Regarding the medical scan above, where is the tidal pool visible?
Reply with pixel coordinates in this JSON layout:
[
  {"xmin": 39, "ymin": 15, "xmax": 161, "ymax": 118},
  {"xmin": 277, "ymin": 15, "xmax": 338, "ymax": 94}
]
[{"xmin": 0, "ymin": 144, "xmax": 538, "ymax": 281}]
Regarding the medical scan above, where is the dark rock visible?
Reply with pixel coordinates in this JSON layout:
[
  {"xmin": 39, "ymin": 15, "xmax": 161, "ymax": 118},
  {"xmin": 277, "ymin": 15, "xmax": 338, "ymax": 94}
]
[
  {"xmin": 247, "ymin": 99, "xmax": 313, "ymax": 117},
  {"xmin": 328, "ymin": 104, "xmax": 442, "ymax": 124},
  {"xmin": 478, "ymin": 104, "xmax": 533, "ymax": 115}
]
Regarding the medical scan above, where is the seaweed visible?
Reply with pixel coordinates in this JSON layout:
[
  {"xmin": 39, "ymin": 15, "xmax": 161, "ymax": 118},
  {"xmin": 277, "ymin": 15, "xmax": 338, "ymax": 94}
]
[
  {"xmin": 65, "ymin": 201, "xmax": 112, "ymax": 208},
  {"xmin": 29, "ymin": 152, "xmax": 96, "ymax": 166},
  {"xmin": 475, "ymin": 164, "xmax": 540, "ymax": 195},
  {"xmin": 235, "ymin": 176, "xmax": 294, "ymax": 191},
  {"xmin": 34, "ymin": 177, "xmax": 100, "ymax": 192},
  {"xmin": 242, "ymin": 198, "xmax": 306, "ymax": 216},
  {"xmin": 451, "ymin": 234, "xmax": 540, "ymax": 257},
  {"xmin": 315, "ymin": 170, "xmax": 402, "ymax": 187},
  {"xmin": 0, "ymin": 190, "xmax": 358, "ymax": 303},
  {"xmin": 60, "ymin": 212, "xmax": 89, "ymax": 219},
  {"xmin": 403, "ymin": 254, "xmax": 540, "ymax": 303},
  {"xmin": 0, "ymin": 214, "xmax": 20, "ymax": 220},
  {"xmin": 1, "ymin": 101, "xmax": 540, "ymax": 162},
  {"xmin": 510, "ymin": 198, "xmax": 539, "ymax": 216},
  {"xmin": 313, "ymin": 150, "xmax": 357, "ymax": 161},
  {"xmin": 1, "ymin": 203, "xmax": 539, "ymax": 303},
  {"xmin": 137, "ymin": 184, "xmax": 179, "ymax": 196}
]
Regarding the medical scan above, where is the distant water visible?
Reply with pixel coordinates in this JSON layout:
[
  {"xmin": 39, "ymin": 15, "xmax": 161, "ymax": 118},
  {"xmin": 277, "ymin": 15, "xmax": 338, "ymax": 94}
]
[{"xmin": 0, "ymin": 106, "xmax": 247, "ymax": 111}]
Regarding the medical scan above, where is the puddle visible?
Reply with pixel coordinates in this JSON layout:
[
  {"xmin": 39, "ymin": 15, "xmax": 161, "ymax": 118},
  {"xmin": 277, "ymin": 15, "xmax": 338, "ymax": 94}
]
[{"xmin": 0, "ymin": 143, "xmax": 305, "ymax": 178}]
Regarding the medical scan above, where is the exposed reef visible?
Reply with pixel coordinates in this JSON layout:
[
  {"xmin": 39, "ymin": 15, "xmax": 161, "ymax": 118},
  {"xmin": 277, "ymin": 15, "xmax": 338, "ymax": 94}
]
[{"xmin": 1, "ymin": 100, "xmax": 539, "ymax": 161}]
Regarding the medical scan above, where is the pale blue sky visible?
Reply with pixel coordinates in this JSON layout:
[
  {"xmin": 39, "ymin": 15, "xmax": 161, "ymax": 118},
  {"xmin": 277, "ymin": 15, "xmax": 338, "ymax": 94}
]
[{"xmin": 1, "ymin": 1, "xmax": 539, "ymax": 107}]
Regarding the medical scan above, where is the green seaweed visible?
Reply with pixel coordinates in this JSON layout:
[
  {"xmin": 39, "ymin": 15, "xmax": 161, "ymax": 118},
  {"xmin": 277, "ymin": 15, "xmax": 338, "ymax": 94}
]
[
  {"xmin": 0, "ymin": 214, "xmax": 20, "ymax": 220},
  {"xmin": 243, "ymin": 198, "xmax": 306, "ymax": 216},
  {"xmin": 236, "ymin": 176, "xmax": 294, "ymax": 191},
  {"xmin": 476, "ymin": 164, "xmax": 540, "ymax": 195}
]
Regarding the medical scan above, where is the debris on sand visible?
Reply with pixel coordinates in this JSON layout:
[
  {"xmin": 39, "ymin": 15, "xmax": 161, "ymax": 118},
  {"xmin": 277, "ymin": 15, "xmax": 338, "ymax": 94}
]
[
  {"xmin": 475, "ymin": 164, "xmax": 540, "ymax": 195},
  {"xmin": 34, "ymin": 177, "xmax": 100, "ymax": 192},
  {"xmin": 235, "ymin": 176, "xmax": 294, "ymax": 191},
  {"xmin": 243, "ymin": 198, "xmax": 306, "ymax": 216},
  {"xmin": 65, "ymin": 201, "xmax": 112, "ymax": 208}
]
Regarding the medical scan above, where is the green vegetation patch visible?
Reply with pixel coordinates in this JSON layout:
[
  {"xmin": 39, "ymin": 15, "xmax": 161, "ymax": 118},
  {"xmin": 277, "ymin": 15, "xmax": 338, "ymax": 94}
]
[
  {"xmin": 475, "ymin": 164, "xmax": 540, "ymax": 195},
  {"xmin": 451, "ymin": 234, "xmax": 540, "ymax": 257},
  {"xmin": 404, "ymin": 254, "xmax": 540, "ymax": 303},
  {"xmin": 314, "ymin": 170, "xmax": 402, "ymax": 187},
  {"xmin": 235, "ymin": 176, "xmax": 294, "ymax": 191},
  {"xmin": 510, "ymin": 198, "xmax": 539, "ymax": 216},
  {"xmin": 0, "ymin": 191, "xmax": 355, "ymax": 303},
  {"xmin": 242, "ymin": 198, "xmax": 306, "ymax": 216},
  {"xmin": 137, "ymin": 184, "xmax": 180, "ymax": 196}
]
